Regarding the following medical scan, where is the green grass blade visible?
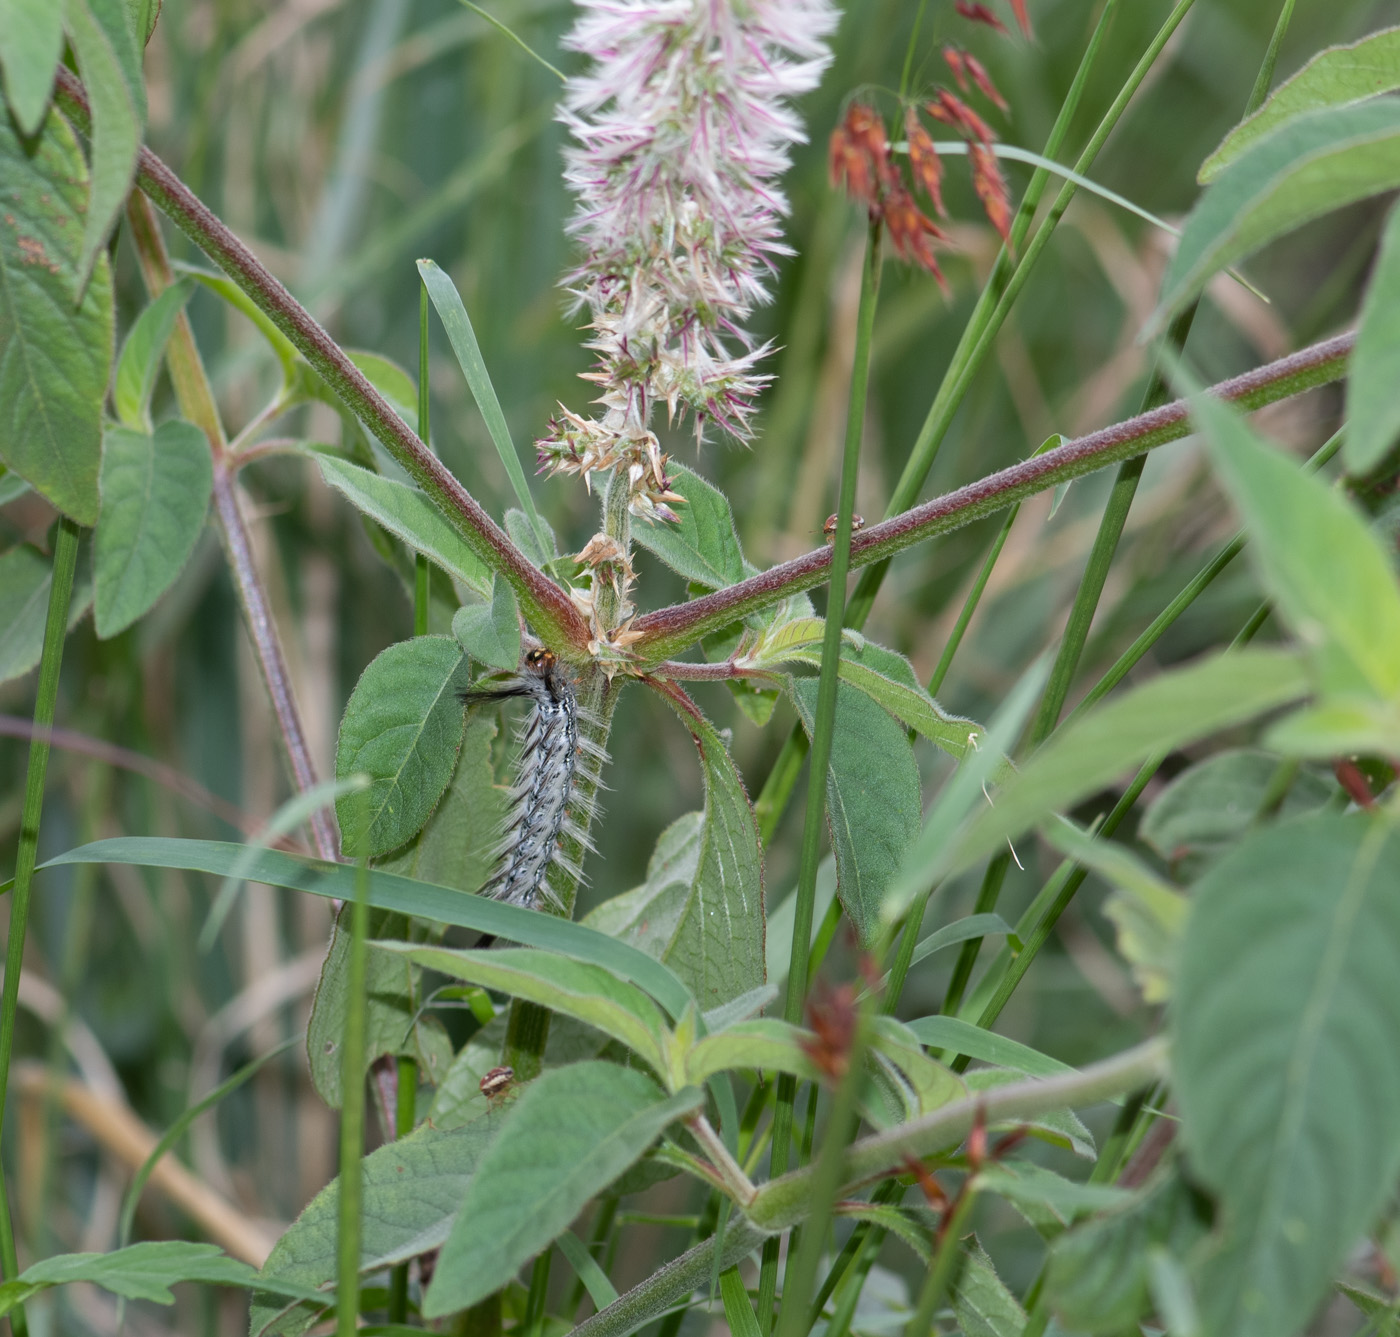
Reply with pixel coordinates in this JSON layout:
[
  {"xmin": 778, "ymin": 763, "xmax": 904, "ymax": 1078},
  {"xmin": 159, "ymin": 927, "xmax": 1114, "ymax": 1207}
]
[{"xmin": 416, "ymin": 258, "xmax": 551, "ymax": 558}]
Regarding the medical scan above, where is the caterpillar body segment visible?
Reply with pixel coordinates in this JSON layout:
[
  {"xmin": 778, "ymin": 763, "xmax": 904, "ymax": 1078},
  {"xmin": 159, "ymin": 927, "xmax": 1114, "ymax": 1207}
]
[{"xmin": 462, "ymin": 647, "xmax": 607, "ymax": 911}]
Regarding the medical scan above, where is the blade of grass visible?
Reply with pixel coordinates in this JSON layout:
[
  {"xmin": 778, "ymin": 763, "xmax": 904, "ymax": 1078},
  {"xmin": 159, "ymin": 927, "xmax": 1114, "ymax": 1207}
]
[
  {"xmin": 0, "ymin": 515, "xmax": 80, "ymax": 1337},
  {"xmin": 336, "ymin": 843, "xmax": 371, "ymax": 1337},
  {"xmin": 416, "ymin": 257, "xmax": 553, "ymax": 560},
  {"xmin": 118, "ymin": 1036, "xmax": 300, "ymax": 1247},
  {"xmin": 759, "ymin": 221, "xmax": 881, "ymax": 1332},
  {"xmin": 414, "ymin": 278, "xmax": 432, "ymax": 640}
]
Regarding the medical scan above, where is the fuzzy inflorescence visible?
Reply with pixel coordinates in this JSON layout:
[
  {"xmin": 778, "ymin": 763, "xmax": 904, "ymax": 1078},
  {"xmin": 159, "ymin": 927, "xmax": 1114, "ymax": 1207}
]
[{"xmin": 537, "ymin": 0, "xmax": 839, "ymax": 521}]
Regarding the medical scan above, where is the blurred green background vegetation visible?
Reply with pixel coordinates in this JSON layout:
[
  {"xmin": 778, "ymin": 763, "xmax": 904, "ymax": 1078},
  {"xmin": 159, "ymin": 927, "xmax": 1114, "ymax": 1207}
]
[{"xmin": 0, "ymin": 0, "xmax": 1391, "ymax": 1329}]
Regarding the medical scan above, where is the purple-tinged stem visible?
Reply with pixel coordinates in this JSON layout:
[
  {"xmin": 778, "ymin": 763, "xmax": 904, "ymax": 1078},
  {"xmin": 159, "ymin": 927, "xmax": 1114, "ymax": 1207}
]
[
  {"xmin": 56, "ymin": 69, "xmax": 588, "ymax": 660},
  {"xmin": 631, "ymin": 331, "xmax": 1353, "ymax": 660},
  {"xmin": 125, "ymin": 192, "xmax": 341, "ymax": 863}
]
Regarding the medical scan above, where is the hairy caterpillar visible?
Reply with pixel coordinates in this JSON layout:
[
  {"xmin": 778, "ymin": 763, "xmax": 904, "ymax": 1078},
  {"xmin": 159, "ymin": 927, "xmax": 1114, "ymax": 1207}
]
[{"xmin": 463, "ymin": 647, "xmax": 607, "ymax": 911}]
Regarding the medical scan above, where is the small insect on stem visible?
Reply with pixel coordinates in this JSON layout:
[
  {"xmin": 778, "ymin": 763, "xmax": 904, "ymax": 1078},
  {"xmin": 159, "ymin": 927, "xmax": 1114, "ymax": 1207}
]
[
  {"xmin": 461, "ymin": 647, "xmax": 608, "ymax": 912},
  {"xmin": 823, "ymin": 512, "xmax": 866, "ymax": 544}
]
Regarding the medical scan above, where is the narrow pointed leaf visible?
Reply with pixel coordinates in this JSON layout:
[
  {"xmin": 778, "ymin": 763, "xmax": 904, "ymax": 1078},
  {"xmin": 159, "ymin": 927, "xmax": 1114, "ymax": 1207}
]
[
  {"xmin": 113, "ymin": 279, "xmax": 192, "ymax": 429},
  {"xmin": 1345, "ymin": 198, "xmax": 1400, "ymax": 474},
  {"xmin": 319, "ymin": 456, "xmax": 491, "ymax": 596},
  {"xmin": 632, "ymin": 464, "xmax": 746, "ymax": 589},
  {"xmin": 0, "ymin": 0, "xmax": 64, "ymax": 133}
]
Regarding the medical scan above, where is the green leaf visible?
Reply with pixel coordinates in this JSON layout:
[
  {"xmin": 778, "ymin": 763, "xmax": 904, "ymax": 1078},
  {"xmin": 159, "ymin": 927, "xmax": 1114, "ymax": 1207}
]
[
  {"xmin": 909, "ymin": 913, "xmax": 1014, "ymax": 967},
  {"xmin": 1154, "ymin": 99, "xmax": 1400, "ymax": 327},
  {"xmin": 868, "ymin": 1015, "xmax": 965, "ymax": 1116},
  {"xmin": 632, "ymin": 463, "xmax": 746, "ymax": 590},
  {"xmin": 113, "ymin": 279, "xmax": 191, "ymax": 429},
  {"xmin": 307, "ymin": 908, "xmax": 453, "ymax": 1108},
  {"xmin": 64, "ymin": 0, "xmax": 145, "ymax": 290},
  {"xmin": 685, "ymin": 1018, "xmax": 822, "ymax": 1085},
  {"xmin": 250, "ymin": 1118, "xmax": 506, "ymax": 1337},
  {"xmin": 423, "ymin": 1062, "xmax": 704, "ymax": 1315},
  {"xmin": 719, "ymin": 1267, "xmax": 762, "ymax": 1337},
  {"xmin": 0, "ymin": 109, "xmax": 113, "ymax": 524},
  {"xmin": 451, "ymin": 573, "xmax": 520, "ymax": 670},
  {"xmin": 1046, "ymin": 1170, "xmax": 1212, "ymax": 1334},
  {"xmin": 975, "ymin": 1163, "xmax": 1131, "ymax": 1227},
  {"xmin": 385, "ymin": 945, "xmax": 672, "ymax": 1076},
  {"xmin": 905, "ymin": 1016, "xmax": 1074, "ymax": 1078},
  {"xmin": 1141, "ymin": 749, "xmax": 1334, "ymax": 863},
  {"xmin": 505, "ymin": 506, "xmax": 557, "ymax": 567},
  {"xmin": 415, "ymin": 258, "xmax": 548, "ymax": 553},
  {"xmin": 558, "ymin": 1231, "xmax": 620, "ymax": 1313},
  {"xmin": 335, "ymin": 636, "xmax": 473, "ymax": 856},
  {"xmin": 963, "ymin": 1068, "xmax": 1095, "ymax": 1159},
  {"xmin": 376, "ymin": 710, "xmax": 503, "ymax": 894},
  {"xmin": 1346, "ymin": 198, "xmax": 1400, "ymax": 474},
  {"xmin": 1173, "ymin": 813, "xmax": 1400, "ymax": 1337},
  {"xmin": 638, "ymin": 705, "xmax": 766, "ymax": 1009},
  {"xmin": 319, "ymin": 456, "xmax": 491, "ymax": 597},
  {"xmin": 951, "ymin": 649, "xmax": 1312, "ymax": 875},
  {"xmin": 0, "ymin": 0, "xmax": 63, "ymax": 134},
  {"xmin": 40, "ymin": 837, "xmax": 697, "ymax": 1019},
  {"xmin": 1041, "ymin": 819, "xmax": 1187, "ymax": 1004},
  {"xmin": 0, "ymin": 468, "xmax": 31, "ymax": 506},
  {"xmin": 1200, "ymin": 27, "xmax": 1400, "ymax": 182},
  {"xmin": 0, "ymin": 542, "xmax": 92, "ymax": 684},
  {"xmin": 764, "ymin": 855, "xmax": 837, "ymax": 990},
  {"xmin": 788, "ymin": 638, "xmax": 989, "ymax": 762},
  {"xmin": 585, "ymin": 812, "xmax": 703, "ymax": 963},
  {"xmin": 1266, "ymin": 698, "xmax": 1400, "ymax": 757},
  {"xmin": 0, "ymin": 1241, "xmax": 322, "ymax": 1320},
  {"xmin": 174, "ymin": 263, "xmax": 298, "ymax": 380},
  {"xmin": 94, "ymin": 420, "xmax": 211, "ymax": 638},
  {"xmin": 789, "ymin": 677, "xmax": 940, "ymax": 942},
  {"xmin": 954, "ymin": 1239, "xmax": 1026, "ymax": 1337},
  {"xmin": 1189, "ymin": 382, "xmax": 1400, "ymax": 701}
]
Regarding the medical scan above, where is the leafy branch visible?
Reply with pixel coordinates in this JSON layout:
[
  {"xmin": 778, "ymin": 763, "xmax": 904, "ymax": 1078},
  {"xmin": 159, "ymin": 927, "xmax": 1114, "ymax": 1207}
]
[
  {"xmin": 52, "ymin": 67, "xmax": 590, "ymax": 661},
  {"xmin": 629, "ymin": 331, "xmax": 1353, "ymax": 660}
]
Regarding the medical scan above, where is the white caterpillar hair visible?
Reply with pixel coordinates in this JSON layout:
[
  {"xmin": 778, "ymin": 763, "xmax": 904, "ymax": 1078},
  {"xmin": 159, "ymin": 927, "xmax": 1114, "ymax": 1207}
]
[{"xmin": 463, "ymin": 647, "xmax": 607, "ymax": 911}]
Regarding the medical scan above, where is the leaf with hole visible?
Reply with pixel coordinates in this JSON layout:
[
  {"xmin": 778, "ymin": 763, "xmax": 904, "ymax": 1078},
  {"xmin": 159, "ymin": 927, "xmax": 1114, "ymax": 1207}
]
[
  {"xmin": 0, "ymin": 109, "xmax": 113, "ymax": 524},
  {"xmin": 1154, "ymin": 99, "xmax": 1400, "ymax": 327},
  {"xmin": 319, "ymin": 456, "xmax": 491, "ymax": 597},
  {"xmin": 94, "ymin": 421, "xmax": 211, "ymax": 638},
  {"xmin": 423, "ymin": 1062, "xmax": 704, "ymax": 1315},
  {"xmin": 1174, "ymin": 813, "xmax": 1400, "ymax": 1337},
  {"xmin": 1200, "ymin": 27, "xmax": 1400, "ymax": 182}
]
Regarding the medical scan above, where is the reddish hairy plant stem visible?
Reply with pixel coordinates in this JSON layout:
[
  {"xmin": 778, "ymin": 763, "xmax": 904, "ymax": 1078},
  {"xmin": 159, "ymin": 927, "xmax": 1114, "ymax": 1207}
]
[
  {"xmin": 212, "ymin": 464, "xmax": 341, "ymax": 859},
  {"xmin": 630, "ymin": 331, "xmax": 1354, "ymax": 660},
  {"xmin": 54, "ymin": 69, "xmax": 587, "ymax": 659},
  {"xmin": 652, "ymin": 660, "xmax": 779, "ymax": 683},
  {"xmin": 125, "ymin": 190, "xmax": 341, "ymax": 862}
]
